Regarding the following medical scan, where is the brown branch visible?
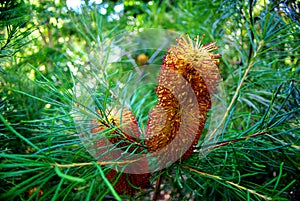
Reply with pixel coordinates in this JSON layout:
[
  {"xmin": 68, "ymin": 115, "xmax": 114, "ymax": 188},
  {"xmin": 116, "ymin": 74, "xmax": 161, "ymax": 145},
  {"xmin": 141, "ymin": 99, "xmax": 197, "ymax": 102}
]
[
  {"xmin": 152, "ymin": 171, "xmax": 163, "ymax": 201},
  {"xmin": 51, "ymin": 159, "xmax": 139, "ymax": 168},
  {"xmin": 48, "ymin": 25, "xmax": 53, "ymax": 48},
  {"xmin": 37, "ymin": 26, "xmax": 48, "ymax": 46},
  {"xmin": 208, "ymin": 131, "xmax": 269, "ymax": 150}
]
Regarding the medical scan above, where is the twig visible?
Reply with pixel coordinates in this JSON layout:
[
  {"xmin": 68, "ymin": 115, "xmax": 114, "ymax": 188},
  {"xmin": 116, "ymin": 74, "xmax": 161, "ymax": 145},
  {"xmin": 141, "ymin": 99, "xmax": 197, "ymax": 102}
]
[
  {"xmin": 183, "ymin": 166, "xmax": 272, "ymax": 200},
  {"xmin": 208, "ymin": 41, "xmax": 264, "ymax": 140},
  {"xmin": 206, "ymin": 130, "xmax": 269, "ymax": 150},
  {"xmin": 152, "ymin": 171, "xmax": 163, "ymax": 201},
  {"xmin": 248, "ymin": 0, "xmax": 255, "ymax": 62},
  {"xmin": 52, "ymin": 159, "xmax": 139, "ymax": 168}
]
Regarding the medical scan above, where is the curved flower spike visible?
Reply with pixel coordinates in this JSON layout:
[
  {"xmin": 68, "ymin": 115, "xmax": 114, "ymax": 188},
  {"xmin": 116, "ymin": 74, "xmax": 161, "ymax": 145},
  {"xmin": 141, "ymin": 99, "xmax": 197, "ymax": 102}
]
[
  {"xmin": 146, "ymin": 34, "xmax": 221, "ymax": 163},
  {"xmin": 92, "ymin": 34, "xmax": 221, "ymax": 196}
]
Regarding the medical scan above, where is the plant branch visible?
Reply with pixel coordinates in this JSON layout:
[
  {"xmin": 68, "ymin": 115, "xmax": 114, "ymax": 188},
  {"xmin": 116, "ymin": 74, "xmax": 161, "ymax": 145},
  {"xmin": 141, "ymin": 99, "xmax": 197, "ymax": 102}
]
[
  {"xmin": 152, "ymin": 171, "xmax": 163, "ymax": 201},
  {"xmin": 207, "ymin": 130, "xmax": 269, "ymax": 150},
  {"xmin": 52, "ymin": 159, "xmax": 139, "ymax": 168},
  {"xmin": 208, "ymin": 41, "xmax": 264, "ymax": 140},
  {"xmin": 248, "ymin": 0, "xmax": 255, "ymax": 62},
  {"xmin": 183, "ymin": 166, "xmax": 272, "ymax": 200}
]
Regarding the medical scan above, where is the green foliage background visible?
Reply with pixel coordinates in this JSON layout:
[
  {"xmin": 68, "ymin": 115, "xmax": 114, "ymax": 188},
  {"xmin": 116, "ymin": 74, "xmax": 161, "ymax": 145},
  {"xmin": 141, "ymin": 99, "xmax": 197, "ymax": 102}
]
[{"xmin": 0, "ymin": 0, "xmax": 299, "ymax": 200}]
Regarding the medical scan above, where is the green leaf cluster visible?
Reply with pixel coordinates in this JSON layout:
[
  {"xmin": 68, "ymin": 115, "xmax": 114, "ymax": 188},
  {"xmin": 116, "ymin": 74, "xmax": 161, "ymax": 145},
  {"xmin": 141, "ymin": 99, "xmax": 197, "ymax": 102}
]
[{"xmin": 0, "ymin": 0, "xmax": 299, "ymax": 200}]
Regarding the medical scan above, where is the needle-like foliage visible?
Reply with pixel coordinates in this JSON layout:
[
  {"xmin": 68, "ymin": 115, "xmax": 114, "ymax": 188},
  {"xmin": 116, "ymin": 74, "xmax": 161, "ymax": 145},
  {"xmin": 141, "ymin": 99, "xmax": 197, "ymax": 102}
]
[{"xmin": 0, "ymin": 0, "xmax": 299, "ymax": 200}]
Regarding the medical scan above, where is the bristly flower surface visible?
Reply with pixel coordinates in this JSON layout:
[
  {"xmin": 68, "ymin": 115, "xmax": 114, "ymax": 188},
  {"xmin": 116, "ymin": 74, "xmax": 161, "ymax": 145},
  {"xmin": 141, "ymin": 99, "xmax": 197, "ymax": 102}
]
[
  {"xmin": 92, "ymin": 34, "xmax": 221, "ymax": 196},
  {"xmin": 146, "ymin": 34, "xmax": 221, "ymax": 162}
]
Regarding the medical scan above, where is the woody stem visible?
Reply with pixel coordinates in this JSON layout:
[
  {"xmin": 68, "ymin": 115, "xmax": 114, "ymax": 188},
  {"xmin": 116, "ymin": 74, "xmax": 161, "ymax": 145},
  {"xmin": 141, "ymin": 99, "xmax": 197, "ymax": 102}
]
[{"xmin": 209, "ymin": 41, "xmax": 264, "ymax": 139}]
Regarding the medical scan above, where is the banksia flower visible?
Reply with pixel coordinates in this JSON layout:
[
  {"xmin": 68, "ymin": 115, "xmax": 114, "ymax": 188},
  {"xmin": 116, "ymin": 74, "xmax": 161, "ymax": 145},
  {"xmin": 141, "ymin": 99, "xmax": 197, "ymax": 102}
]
[
  {"xmin": 91, "ymin": 108, "xmax": 150, "ymax": 195},
  {"xmin": 91, "ymin": 34, "xmax": 221, "ymax": 196},
  {"xmin": 146, "ymin": 34, "xmax": 221, "ymax": 164}
]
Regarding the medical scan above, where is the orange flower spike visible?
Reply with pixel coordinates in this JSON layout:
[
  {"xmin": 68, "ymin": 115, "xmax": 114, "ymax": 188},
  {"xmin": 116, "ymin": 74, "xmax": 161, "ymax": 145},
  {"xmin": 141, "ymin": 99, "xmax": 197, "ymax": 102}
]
[
  {"xmin": 91, "ymin": 34, "xmax": 220, "ymax": 196},
  {"xmin": 146, "ymin": 34, "xmax": 221, "ymax": 161},
  {"xmin": 91, "ymin": 108, "xmax": 150, "ymax": 196}
]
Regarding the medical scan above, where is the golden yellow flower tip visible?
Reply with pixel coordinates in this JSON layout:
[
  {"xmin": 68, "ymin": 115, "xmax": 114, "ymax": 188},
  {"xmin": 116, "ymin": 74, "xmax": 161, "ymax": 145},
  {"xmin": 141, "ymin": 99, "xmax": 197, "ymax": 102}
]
[{"xmin": 173, "ymin": 33, "xmax": 221, "ymax": 66}]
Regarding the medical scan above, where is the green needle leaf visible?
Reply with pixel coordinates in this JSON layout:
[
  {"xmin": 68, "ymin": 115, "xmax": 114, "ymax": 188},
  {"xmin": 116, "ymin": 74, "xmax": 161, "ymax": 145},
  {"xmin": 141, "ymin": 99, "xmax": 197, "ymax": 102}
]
[{"xmin": 54, "ymin": 165, "xmax": 85, "ymax": 183}]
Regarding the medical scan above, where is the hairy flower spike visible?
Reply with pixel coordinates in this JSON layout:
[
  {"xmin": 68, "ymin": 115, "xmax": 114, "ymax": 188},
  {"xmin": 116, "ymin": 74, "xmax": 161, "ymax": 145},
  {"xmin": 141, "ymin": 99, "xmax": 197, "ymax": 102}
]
[
  {"xmin": 92, "ymin": 34, "xmax": 221, "ymax": 196},
  {"xmin": 146, "ymin": 34, "xmax": 221, "ymax": 161},
  {"xmin": 91, "ymin": 108, "xmax": 150, "ymax": 196}
]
